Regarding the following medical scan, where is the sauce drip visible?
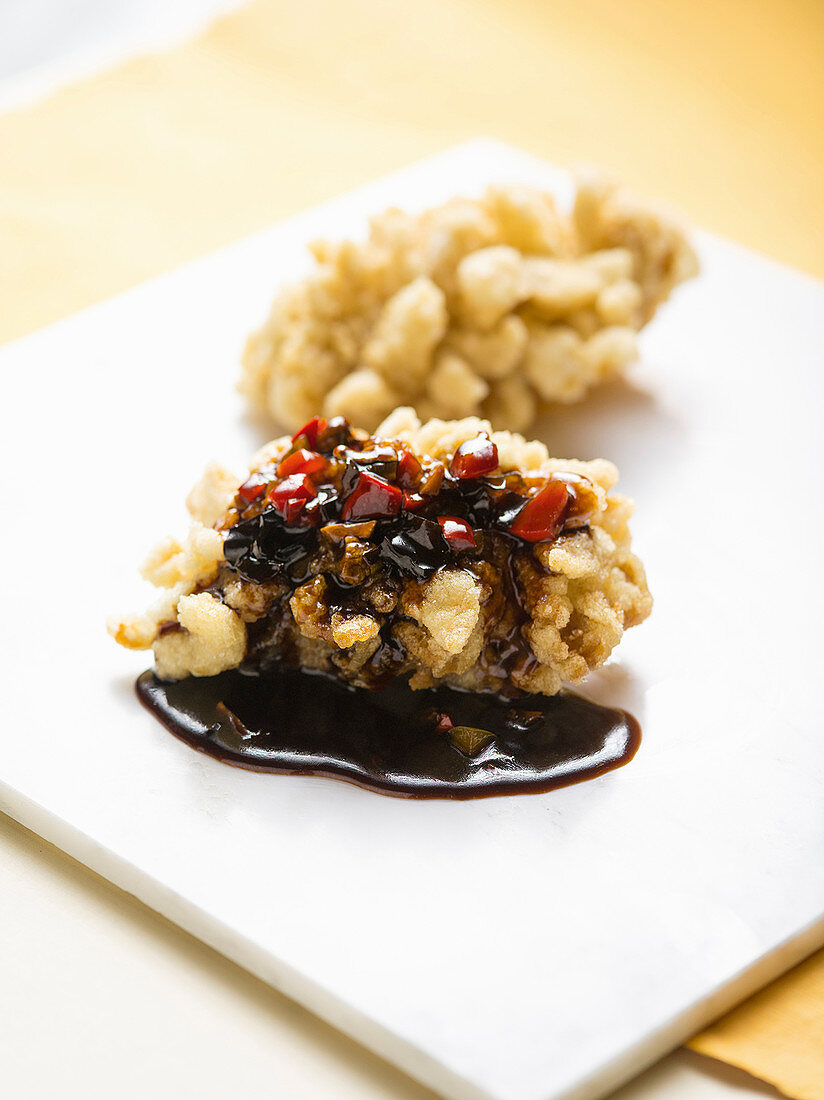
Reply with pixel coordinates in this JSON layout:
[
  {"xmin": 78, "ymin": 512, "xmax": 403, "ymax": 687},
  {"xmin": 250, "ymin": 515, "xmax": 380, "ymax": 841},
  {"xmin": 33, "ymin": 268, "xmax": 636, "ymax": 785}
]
[{"xmin": 136, "ymin": 668, "xmax": 640, "ymax": 799}]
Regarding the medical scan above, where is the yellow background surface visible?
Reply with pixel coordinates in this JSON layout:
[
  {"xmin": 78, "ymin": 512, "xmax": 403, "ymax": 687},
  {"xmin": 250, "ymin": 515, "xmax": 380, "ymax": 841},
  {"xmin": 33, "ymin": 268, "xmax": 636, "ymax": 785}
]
[
  {"xmin": 2, "ymin": 1, "xmax": 823, "ymax": 1096},
  {"xmin": 0, "ymin": 0, "xmax": 822, "ymax": 347}
]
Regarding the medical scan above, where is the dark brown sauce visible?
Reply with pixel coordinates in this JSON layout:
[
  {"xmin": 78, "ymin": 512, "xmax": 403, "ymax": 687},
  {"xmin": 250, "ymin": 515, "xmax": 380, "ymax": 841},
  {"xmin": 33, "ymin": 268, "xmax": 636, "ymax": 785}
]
[{"xmin": 135, "ymin": 668, "xmax": 640, "ymax": 799}]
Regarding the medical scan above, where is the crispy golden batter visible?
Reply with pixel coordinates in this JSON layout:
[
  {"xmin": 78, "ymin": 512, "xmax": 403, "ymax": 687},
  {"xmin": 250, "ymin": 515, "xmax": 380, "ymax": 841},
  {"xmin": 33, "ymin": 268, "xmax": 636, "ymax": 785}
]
[{"xmin": 242, "ymin": 178, "xmax": 696, "ymax": 433}]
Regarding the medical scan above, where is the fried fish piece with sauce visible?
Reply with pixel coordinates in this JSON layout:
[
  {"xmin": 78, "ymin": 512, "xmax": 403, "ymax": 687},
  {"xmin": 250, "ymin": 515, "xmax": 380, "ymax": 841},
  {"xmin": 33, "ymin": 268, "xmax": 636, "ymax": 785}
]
[
  {"xmin": 109, "ymin": 409, "xmax": 652, "ymax": 696},
  {"xmin": 241, "ymin": 177, "xmax": 697, "ymax": 434}
]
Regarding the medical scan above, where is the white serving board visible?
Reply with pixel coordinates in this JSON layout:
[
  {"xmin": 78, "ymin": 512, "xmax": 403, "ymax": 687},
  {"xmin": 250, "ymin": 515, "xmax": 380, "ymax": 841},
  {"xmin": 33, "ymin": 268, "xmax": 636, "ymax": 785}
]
[{"xmin": 1, "ymin": 141, "xmax": 823, "ymax": 1100}]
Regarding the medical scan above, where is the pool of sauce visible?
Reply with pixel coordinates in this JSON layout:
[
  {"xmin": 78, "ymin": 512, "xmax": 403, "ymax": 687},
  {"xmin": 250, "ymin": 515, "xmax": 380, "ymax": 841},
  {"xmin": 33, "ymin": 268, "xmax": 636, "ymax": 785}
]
[{"xmin": 136, "ymin": 668, "xmax": 640, "ymax": 799}]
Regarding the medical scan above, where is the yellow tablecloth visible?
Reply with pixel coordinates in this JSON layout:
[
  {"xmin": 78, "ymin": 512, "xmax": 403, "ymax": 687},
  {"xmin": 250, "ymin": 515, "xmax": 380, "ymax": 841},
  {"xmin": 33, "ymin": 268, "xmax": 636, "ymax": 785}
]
[{"xmin": 2, "ymin": 1, "xmax": 823, "ymax": 1094}]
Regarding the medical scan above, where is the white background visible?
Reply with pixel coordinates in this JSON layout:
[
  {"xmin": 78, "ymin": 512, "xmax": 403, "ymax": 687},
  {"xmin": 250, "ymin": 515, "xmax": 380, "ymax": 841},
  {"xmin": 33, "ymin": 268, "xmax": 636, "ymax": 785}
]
[{"xmin": 0, "ymin": 3, "xmax": 787, "ymax": 1098}]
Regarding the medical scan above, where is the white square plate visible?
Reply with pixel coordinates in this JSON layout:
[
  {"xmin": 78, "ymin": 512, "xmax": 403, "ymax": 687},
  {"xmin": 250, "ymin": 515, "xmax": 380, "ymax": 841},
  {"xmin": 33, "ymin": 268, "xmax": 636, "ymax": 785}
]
[{"xmin": 2, "ymin": 141, "xmax": 823, "ymax": 1100}]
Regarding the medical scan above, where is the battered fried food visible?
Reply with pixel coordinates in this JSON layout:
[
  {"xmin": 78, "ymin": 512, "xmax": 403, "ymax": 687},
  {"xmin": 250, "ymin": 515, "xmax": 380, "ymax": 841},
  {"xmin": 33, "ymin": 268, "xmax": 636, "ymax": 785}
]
[
  {"xmin": 242, "ymin": 177, "xmax": 696, "ymax": 434},
  {"xmin": 110, "ymin": 410, "xmax": 651, "ymax": 696}
]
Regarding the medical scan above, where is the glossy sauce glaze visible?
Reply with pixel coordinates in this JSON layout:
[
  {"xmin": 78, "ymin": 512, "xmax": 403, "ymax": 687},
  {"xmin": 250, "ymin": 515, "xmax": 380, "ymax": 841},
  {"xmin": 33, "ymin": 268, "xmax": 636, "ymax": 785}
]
[
  {"xmin": 215, "ymin": 417, "xmax": 601, "ymax": 690},
  {"xmin": 136, "ymin": 668, "xmax": 640, "ymax": 799}
]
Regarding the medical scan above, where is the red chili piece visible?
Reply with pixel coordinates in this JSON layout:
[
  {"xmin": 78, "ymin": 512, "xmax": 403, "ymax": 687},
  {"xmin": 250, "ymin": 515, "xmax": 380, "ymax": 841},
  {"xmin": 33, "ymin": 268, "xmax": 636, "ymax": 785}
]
[
  {"xmin": 277, "ymin": 448, "xmax": 327, "ymax": 478},
  {"xmin": 449, "ymin": 435, "xmax": 499, "ymax": 479},
  {"xmin": 396, "ymin": 448, "xmax": 423, "ymax": 489},
  {"xmin": 434, "ymin": 712, "xmax": 454, "ymax": 734},
  {"xmin": 237, "ymin": 473, "xmax": 268, "ymax": 503},
  {"xmin": 342, "ymin": 471, "xmax": 403, "ymax": 520},
  {"xmin": 509, "ymin": 480, "xmax": 570, "ymax": 542},
  {"xmin": 402, "ymin": 492, "xmax": 427, "ymax": 512},
  {"xmin": 291, "ymin": 416, "xmax": 327, "ymax": 450},
  {"xmin": 268, "ymin": 474, "xmax": 317, "ymax": 522},
  {"xmin": 437, "ymin": 515, "xmax": 476, "ymax": 550},
  {"xmin": 284, "ymin": 499, "xmax": 308, "ymax": 524}
]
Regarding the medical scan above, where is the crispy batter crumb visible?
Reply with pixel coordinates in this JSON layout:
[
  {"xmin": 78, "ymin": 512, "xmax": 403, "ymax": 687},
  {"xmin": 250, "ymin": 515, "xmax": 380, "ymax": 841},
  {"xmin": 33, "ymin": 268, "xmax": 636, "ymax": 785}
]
[
  {"xmin": 407, "ymin": 569, "xmax": 481, "ymax": 655},
  {"xmin": 140, "ymin": 523, "xmax": 223, "ymax": 589},
  {"xmin": 185, "ymin": 462, "xmax": 239, "ymax": 526},
  {"xmin": 153, "ymin": 593, "xmax": 247, "ymax": 679}
]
